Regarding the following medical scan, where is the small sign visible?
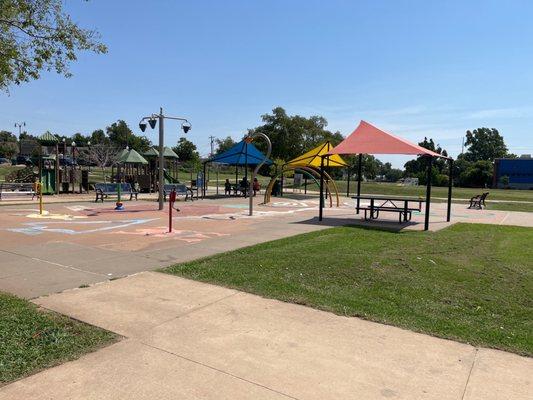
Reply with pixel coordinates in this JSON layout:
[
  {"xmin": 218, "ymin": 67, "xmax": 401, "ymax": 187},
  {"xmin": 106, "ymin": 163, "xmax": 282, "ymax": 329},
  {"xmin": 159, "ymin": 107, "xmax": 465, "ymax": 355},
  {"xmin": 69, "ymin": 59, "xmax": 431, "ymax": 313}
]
[
  {"xmin": 196, "ymin": 172, "xmax": 204, "ymax": 188},
  {"xmin": 294, "ymin": 173, "xmax": 303, "ymax": 187}
]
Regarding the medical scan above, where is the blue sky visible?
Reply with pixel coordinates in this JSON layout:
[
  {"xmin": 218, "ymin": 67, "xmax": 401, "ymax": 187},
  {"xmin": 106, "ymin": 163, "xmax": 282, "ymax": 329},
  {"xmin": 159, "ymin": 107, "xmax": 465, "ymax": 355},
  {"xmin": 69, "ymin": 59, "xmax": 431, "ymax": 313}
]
[{"xmin": 1, "ymin": 0, "xmax": 532, "ymax": 167}]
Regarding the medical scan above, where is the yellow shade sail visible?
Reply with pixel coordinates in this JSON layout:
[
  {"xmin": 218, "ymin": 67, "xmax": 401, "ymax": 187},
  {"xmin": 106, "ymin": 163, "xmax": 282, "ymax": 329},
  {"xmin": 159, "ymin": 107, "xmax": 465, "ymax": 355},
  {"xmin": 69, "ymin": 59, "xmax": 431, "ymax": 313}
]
[{"xmin": 286, "ymin": 142, "xmax": 348, "ymax": 168}]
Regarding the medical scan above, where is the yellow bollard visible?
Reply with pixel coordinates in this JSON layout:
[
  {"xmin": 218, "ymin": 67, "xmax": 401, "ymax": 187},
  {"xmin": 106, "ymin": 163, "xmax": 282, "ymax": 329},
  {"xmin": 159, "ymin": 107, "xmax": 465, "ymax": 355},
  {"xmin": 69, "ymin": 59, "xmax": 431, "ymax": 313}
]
[{"xmin": 38, "ymin": 182, "xmax": 43, "ymax": 215}]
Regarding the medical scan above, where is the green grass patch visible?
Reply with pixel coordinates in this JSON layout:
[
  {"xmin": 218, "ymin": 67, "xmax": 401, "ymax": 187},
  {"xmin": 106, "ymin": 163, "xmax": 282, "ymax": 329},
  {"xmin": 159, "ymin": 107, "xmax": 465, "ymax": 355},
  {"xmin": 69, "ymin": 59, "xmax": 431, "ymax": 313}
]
[
  {"xmin": 0, "ymin": 292, "xmax": 118, "ymax": 385},
  {"xmin": 486, "ymin": 202, "xmax": 533, "ymax": 213},
  {"xmin": 163, "ymin": 223, "xmax": 533, "ymax": 356}
]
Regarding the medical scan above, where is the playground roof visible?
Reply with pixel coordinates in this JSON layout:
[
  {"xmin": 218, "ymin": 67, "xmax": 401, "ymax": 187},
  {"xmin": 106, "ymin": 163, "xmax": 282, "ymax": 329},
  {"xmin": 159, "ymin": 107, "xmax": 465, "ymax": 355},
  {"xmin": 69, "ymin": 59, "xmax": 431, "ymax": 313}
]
[
  {"xmin": 327, "ymin": 120, "xmax": 446, "ymax": 158},
  {"xmin": 119, "ymin": 149, "xmax": 148, "ymax": 164},
  {"xmin": 287, "ymin": 142, "xmax": 348, "ymax": 168},
  {"xmin": 38, "ymin": 132, "xmax": 59, "ymax": 145},
  {"xmin": 163, "ymin": 147, "xmax": 179, "ymax": 159},
  {"xmin": 143, "ymin": 148, "xmax": 159, "ymax": 157},
  {"xmin": 143, "ymin": 147, "xmax": 179, "ymax": 159},
  {"xmin": 207, "ymin": 140, "xmax": 273, "ymax": 166}
]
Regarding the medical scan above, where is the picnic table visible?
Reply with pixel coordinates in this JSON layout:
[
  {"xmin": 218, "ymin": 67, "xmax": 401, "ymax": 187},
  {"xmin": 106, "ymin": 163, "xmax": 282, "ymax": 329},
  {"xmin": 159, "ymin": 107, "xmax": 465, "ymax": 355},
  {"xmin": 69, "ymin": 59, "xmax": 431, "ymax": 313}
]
[{"xmin": 351, "ymin": 195, "xmax": 425, "ymax": 223}]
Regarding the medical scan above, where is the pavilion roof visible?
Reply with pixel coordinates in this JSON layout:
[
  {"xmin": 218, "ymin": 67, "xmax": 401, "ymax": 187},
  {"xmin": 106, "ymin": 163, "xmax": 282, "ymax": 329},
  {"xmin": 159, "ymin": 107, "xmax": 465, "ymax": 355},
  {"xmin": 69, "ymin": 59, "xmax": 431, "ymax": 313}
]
[
  {"xmin": 287, "ymin": 142, "xmax": 348, "ymax": 168},
  {"xmin": 327, "ymin": 120, "xmax": 446, "ymax": 158}
]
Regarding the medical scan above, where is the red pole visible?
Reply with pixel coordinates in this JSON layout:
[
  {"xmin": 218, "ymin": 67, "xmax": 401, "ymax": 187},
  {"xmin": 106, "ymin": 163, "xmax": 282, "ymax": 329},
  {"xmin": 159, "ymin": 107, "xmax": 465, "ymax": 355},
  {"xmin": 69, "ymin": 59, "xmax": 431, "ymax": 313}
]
[
  {"xmin": 169, "ymin": 189, "xmax": 176, "ymax": 233},
  {"xmin": 169, "ymin": 193, "xmax": 172, "ymax": 233}
]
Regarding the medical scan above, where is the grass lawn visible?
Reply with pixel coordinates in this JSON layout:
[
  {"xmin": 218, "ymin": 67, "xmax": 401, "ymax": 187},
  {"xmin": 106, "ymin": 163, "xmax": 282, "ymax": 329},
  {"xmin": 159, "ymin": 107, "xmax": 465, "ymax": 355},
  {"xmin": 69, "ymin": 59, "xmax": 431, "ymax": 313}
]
[
  {"xmin": 485, "ymin": 202, "xmax": 533, "ymax": 213},
  {"xmin": 0, "ymin": 292, "xmax": 118, "ymax": 385},
  {"xmin": 163, "ymin": 223, "xmax": 533, "ymax": 356}
]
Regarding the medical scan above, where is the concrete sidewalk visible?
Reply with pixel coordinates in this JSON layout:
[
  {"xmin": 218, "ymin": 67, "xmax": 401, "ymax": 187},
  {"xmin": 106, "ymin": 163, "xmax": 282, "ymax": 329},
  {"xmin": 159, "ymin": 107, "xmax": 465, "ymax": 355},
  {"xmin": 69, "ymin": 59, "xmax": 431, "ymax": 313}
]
[{"xmin": 1, "ymin": 272, "xmax": 530, "ymax": 400}]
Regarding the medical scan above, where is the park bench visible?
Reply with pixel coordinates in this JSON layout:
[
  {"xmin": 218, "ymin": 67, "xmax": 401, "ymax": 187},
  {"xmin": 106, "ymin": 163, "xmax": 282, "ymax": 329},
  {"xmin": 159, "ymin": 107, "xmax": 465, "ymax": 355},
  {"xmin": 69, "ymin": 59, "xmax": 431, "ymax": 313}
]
[
  {"xmin": 0, "ymin": 182, "xmax": 36, "ymax": 200},
  {"xmin": 163, "ymin": 184, "xmax": 194, "ymax": 202},
  {"xmin": 468, "ymin": 192, "xmax": 489, "ymax": 209},
  {"xmin": 94, "ymin": 183, "xmax": 138, "ymax": 202}
]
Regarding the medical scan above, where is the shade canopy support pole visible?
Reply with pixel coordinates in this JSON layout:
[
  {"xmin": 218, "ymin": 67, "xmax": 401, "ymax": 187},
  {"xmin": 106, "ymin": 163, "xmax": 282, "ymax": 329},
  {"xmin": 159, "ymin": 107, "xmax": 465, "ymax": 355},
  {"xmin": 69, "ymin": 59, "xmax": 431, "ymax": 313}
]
[
  {"xmin": 424, "ymin": 156, "xmax": 433, "ymax": 231},
  {"xmin": 346, "ymin": 169, "xmax": 350, "ymax": 197},
  {"xmin": 356, "ymin": 153, "xmax": 362, "ymax": 214},
  {"xmin": 202, "ymin": 162, "xmax": 207, "ymax": 198},
  {"xmin": 447, "ymin": 158, "xmax": 453, "ymax": 222},
  {"xmin": 319, "ymin": 155, "xmax": 325, "ymax": 221}
]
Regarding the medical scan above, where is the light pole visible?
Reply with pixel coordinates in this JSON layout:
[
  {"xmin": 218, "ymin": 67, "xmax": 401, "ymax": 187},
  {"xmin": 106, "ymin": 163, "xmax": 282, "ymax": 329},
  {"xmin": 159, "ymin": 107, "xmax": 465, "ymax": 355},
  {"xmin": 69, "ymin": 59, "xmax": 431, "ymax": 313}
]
[
  {"xmin": 139, "ymin": 107, "xmax": 191, "ymax": 210},
  {"xmin": 245, "ymin": 132, "xmax": 271, "ymax": 216},
  {"xmin": 87, "ymin": 141, "xmax": 91, "ymax": 172},
  {"xmin": 14, "ymin": 122, "xmax": 25, "ymax": 154},
  {"xmin": 14, "ymin": 122, "xmax": 25, "ymax": 137}
]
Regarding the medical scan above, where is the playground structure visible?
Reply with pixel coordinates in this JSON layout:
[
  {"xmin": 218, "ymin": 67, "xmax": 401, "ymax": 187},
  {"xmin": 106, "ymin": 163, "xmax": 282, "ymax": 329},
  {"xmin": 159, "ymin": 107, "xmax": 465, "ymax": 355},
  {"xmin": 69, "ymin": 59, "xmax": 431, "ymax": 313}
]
[
  {"xmin": 110, "ymin": 146, "xmax": 185, "ymax": 193},
  {"xmin": 263, "ymin": 142, "xmax": 348, "ymax": 207},
  {"xmin": 37, "ymin": 132, "xmax": 87, "ymax": 194}
]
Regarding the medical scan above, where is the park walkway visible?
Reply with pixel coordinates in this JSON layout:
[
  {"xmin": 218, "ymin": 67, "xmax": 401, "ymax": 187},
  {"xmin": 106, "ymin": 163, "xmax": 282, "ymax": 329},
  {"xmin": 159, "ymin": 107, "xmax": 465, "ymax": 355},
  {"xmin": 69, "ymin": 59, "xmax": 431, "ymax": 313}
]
[{"xmin": 1, "ymin": 271, "xmax": 531, "ymax": 400}]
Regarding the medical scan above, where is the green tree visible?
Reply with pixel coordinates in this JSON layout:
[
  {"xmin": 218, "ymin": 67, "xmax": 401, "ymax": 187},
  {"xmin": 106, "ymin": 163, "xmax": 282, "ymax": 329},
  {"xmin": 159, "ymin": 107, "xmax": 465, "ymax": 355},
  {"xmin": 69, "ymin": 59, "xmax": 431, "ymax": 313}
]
[
  {"xmin": 173, "ymin": 137, "xmax": 199, "ymax": 162},
  {"xmin": 0, "ymin": 130, "xmax": 17, "ymax": 142},
  {"xmin": 0, "ymin": 142, "xmax": 17, "ymax": 158},
  {"xmin": 19, "ymin": 132, "xmax": 37, "ymax": 141},
  {"xmin": 247, "ymin": 107, "xmax": 343, "ymax": 161},
  {"xmin": 215, "ymin": 136, "xmax": 236, "ymax": 155},
  {"xmin": 106, "ymin": 120, "xmax": 151, "ymax": 152},
  {"xmin": 378, "ymin": 163, "xmax": 403, "ymax": 182},
  {"xmin": 71, "ymin": 132, "xmax": 89, "ymax": 147},
  {"xmin": 459, "ymin": 160, "xmax": 494, "ymax": 187},
  {"xmin": 463, "ymin": 128, "xmax": 509, "ymax": 162},
  {"xmin": 0, "ymin": 0, "xmax": 107, "ymax": 91},
  {"xmin": 90, "ymin": 129, "xmax": 107, "ymax": 144},
  {"xmin": 344, "ymin": 154, "xmax": 383, "ymax": 180}
]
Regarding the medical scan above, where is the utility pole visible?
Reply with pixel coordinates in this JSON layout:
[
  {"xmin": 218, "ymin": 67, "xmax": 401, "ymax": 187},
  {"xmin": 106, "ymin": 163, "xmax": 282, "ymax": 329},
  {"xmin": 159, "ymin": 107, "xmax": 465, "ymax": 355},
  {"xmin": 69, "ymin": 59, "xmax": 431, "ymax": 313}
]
[{"xmin": 209, "ymin": 135, "xmax": 215, "ymax": 157}]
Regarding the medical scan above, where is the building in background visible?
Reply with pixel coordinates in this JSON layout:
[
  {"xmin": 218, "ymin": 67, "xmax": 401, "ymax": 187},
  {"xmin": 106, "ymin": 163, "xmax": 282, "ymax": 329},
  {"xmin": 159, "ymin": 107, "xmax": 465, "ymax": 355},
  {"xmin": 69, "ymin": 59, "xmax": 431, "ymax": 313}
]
[{"xmin": 493, "ymin": 155, "xmax": 533, "ymax": 189}]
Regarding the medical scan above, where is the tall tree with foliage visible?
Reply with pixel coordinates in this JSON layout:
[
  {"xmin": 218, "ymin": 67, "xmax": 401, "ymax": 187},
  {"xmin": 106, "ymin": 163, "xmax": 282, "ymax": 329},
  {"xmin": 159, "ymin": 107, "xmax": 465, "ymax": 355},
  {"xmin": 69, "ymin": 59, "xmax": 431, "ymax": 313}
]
[
  {"xmin": 90, "ymin": 129, "xmax": 107, "ymax": 145},
  {"xmin": 173, "ymin": 137, "xmax": 199, "ymax": 163},
  {"xmin": 215, "ymin": 136, "xmax": 236, "ymax": 155},
  {"xmin": 0, "ymin": 0, "xmax": 107, "ymax": 91},
  {"xmin": 106, "ymin": 120, "xmax": 151, "ymax": 152},
  {"xmin": 247, "ymin": 107, "xmax": 343, "ymax": 161},
  {"xmin": 404, "ymin": 137, "xmax": 449, "ymax": 186},
  {"xmin": 0, "ymin": 130, "xmax": 17, "ymax": 142},
  {"xmin": 463, "ymin": 128, "xmax": 511, "ymax": 162},
  {"xmin": 71, "ymin": 132, "xmax": 89, "ymax": 146}
]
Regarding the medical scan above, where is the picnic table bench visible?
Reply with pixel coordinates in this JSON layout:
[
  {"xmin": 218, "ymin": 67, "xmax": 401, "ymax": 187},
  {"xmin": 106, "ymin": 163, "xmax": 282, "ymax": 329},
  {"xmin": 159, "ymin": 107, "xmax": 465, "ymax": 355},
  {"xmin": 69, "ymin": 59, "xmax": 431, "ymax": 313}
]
[
  {"xmin": 468, "ymin": 192, "xmax": 489, "ymax": 209},
  {"xmin": 352, "ymin": 195, "xmax": 425, "ymax": 223},
  {"xmin": 163, "ymin": 184, "xmax": 194, "ymax": 201},
  {"xmin": 94, "ymin": 183, "xmax": 138, "ymax": 202},
  {"xmin": 0, "ymin": 182, "xmax": 36, "ymax": 200}
]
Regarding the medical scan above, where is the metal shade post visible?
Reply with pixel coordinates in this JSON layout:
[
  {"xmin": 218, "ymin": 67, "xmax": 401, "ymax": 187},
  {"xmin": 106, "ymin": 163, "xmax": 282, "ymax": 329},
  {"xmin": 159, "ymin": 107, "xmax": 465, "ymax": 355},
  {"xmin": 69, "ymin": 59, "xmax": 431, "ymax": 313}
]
[
  {"xmin": 424, "ymin": 156, "xmax": 433, "ymax": 231},
  {"xmin": 356, "ymin": 153, "xmax": 362, "ymax": 214},
  {"xmin": 319, "ymin": 155, "xmax": 325, "ymax": 221},
  {"xmin": 447, "ymin": 158, "xmax": 453, "ymax": 222}
]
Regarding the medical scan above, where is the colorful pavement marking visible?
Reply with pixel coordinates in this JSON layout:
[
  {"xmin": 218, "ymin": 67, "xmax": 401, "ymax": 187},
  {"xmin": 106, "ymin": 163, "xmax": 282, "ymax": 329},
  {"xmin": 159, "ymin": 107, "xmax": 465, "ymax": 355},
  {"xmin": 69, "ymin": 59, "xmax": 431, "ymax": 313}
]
[
  {"xmin": 111, "ymin": 227, "xmax": 229, "ymax": 243},
  {"xmin": 7, "ymin": 218, "xmax": 156, "ymax": 236}
]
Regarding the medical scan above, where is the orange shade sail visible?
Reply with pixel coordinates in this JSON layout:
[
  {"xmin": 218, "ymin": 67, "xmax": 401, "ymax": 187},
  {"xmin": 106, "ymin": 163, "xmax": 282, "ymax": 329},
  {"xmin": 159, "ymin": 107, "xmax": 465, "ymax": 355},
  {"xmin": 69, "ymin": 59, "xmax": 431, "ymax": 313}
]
[{"xmin": 327, "ymin": 120, "xmax": 447, "ymax": 158}]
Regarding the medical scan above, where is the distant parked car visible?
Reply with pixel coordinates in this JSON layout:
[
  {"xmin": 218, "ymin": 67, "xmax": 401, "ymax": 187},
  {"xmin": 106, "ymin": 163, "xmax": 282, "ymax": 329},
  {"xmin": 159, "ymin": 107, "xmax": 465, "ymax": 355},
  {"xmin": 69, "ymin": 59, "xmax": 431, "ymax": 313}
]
[
  {"xmin": 59, "ymin": 157, "xmax": 77, "ymax": 166},
  {"xmin": 0, "ymin": 157, "xmax": 10, "ymax": 165},
  {"xmin": 16, "ymin": 155, "xmax": 33, "ymax": 166}
]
